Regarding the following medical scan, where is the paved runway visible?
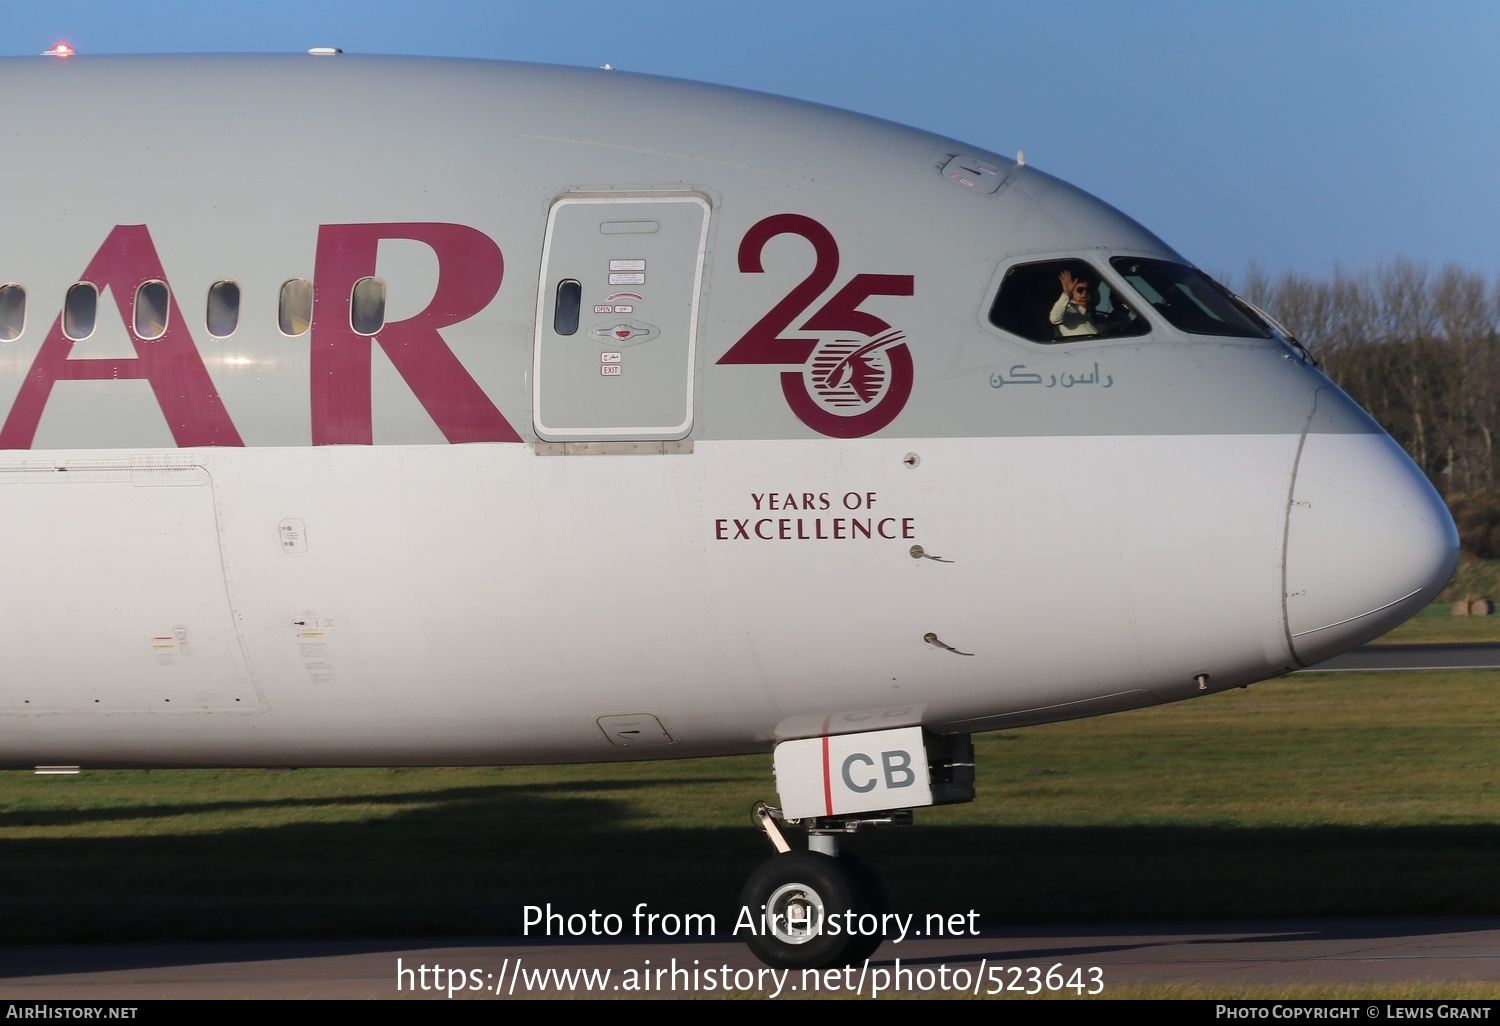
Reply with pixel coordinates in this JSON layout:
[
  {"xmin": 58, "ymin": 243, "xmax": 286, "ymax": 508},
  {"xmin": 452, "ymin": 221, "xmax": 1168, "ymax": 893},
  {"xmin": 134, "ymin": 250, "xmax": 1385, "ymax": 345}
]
[
  {"xmin": 2, "ymin": 919, "xmax": 1497, "ymax": 998},
  {"xmin": 1307, "ymin": 643, "xmax": 1500, "ymax": 671}
]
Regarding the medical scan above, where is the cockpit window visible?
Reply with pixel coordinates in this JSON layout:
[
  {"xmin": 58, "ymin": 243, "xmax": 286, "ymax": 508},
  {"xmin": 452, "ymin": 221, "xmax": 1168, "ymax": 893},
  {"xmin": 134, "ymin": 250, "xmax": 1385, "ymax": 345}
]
[
  {"xmin": 989, "ymin": 259, "xmax": 1149, "ymax": 344},
  {"xmin": 1111, "ymin": 258, "xmax": 1271, "ymax": 339}
]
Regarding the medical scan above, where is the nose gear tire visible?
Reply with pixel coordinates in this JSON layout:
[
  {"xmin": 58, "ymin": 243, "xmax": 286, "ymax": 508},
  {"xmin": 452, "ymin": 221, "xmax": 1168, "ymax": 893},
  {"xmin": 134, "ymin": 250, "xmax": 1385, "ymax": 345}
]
[{"xmin": 740, "ymin": 850, "xmax": 870, "ymax": 969}]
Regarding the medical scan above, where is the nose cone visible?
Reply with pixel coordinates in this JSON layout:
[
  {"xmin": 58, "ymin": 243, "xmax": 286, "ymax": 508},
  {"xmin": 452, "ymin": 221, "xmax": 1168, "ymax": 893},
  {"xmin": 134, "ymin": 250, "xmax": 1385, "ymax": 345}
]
[{"xmin": 1284, "ymin": 411, "xmax": 1458, "ymax": 666}]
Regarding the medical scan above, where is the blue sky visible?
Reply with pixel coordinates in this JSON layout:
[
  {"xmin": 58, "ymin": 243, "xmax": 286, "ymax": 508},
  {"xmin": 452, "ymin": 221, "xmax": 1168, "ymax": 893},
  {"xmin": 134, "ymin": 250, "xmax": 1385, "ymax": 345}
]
[{"xmin": 8, "ymin": 1, "xmax": 1496, "ymax": 283}]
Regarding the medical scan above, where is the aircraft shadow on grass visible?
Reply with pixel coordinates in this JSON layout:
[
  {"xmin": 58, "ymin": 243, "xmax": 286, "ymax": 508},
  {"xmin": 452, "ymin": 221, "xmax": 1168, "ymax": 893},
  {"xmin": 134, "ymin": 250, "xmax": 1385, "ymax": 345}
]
[{"xmin": 1, "ymin": 783, "xmax": 1496, "ymax": 957}]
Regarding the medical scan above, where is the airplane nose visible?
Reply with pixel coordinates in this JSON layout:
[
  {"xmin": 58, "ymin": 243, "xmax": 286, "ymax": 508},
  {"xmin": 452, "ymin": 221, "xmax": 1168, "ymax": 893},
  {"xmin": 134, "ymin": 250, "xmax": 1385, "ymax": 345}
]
[{"xmin": 1284, "ymin": 394, "xmax": 1459, "ymax": 666}]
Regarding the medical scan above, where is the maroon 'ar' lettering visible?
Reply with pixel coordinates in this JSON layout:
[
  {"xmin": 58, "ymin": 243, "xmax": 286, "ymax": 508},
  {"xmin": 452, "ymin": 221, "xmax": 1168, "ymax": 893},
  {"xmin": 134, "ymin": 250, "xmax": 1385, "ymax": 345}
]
[
  {"xmin": 311, "ymin": 223, "xmax": 521, "ymax": 445},
  {"xmin": 0, "ymin": 224, "xmax": 243, "ymax": 449}
]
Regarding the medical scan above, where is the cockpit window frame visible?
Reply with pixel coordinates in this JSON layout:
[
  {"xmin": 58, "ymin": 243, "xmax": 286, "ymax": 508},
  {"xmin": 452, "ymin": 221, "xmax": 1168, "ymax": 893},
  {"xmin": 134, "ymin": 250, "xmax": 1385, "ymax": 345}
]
[{"xmin": 1110, "ymin": 257, "xmax": 1272, "ymax": 340}]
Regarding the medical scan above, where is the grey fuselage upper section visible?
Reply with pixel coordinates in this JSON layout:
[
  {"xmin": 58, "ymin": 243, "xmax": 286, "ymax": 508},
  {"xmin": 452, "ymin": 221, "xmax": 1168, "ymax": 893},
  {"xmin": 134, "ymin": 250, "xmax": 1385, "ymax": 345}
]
[{"xmin": 0, "ymin": 54, "xmax": 1347, "ymax": 450}]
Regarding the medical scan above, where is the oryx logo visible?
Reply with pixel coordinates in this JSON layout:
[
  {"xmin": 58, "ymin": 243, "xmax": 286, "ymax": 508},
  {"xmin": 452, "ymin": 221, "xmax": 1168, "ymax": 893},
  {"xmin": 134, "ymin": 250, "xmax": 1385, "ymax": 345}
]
[
  {"xmin": 718, "ymin": 214, "xmax": 914, "ymax": 438},
  {"xmin": 807, "ymin": 331, "xmax": 907, "ymax": 405}
]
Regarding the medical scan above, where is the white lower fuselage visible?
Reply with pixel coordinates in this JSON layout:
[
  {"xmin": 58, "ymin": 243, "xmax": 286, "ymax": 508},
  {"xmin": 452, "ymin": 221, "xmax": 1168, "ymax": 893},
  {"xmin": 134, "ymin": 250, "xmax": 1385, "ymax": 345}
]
[{"xmin": 1, "ymin": 431, "xmax": 1319, "ymax": 768}]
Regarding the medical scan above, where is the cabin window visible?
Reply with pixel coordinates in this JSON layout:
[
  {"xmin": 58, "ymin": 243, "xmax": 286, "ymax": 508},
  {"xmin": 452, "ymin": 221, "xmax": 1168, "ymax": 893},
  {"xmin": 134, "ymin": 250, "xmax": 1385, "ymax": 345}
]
[
  {"xmin": 350, "ymin": 276, "xmax": 386, "ymax": 336},
  {"xmin": 133, "ymin": 281, "xmax": 170, "ymax": 340},
  {"xmin": 0, "ymin": 284, "xmax": 24, "ymax": 342},
  {"xmin": 278, "ymin": 278, "xmax": 313, "ymax": 336},
  {"xmin": 553, "ymin": 279, "xmax": 582, "ymax": 335},
  {"xmin": 206, "ymin": 280, "xmax": 240, "ymax": 338},
  {"xmin": 63, "ymin": 282, "xmax": 98, "ymax": 341},
  {"xmin": 989, "ymin": 259, "xmax": 1148, "ymax": 344},
  {"xmin": 1111, "ymin": 258, "xmax": 1270, "ymax": 339}
]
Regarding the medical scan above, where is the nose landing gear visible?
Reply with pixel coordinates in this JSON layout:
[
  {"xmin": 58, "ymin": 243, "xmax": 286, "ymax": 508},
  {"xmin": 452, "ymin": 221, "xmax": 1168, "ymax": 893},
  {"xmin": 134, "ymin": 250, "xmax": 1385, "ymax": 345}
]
[{"xmin": 738, "ymin": 729, "xmax": 974, "ymax": 969}]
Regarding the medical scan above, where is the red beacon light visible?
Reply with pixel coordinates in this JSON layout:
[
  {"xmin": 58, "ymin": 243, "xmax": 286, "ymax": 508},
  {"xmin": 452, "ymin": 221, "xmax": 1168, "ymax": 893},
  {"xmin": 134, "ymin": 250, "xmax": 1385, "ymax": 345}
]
[{"xmin": 42, "ymin": 43, "xmax": 76, "ymax": 58}]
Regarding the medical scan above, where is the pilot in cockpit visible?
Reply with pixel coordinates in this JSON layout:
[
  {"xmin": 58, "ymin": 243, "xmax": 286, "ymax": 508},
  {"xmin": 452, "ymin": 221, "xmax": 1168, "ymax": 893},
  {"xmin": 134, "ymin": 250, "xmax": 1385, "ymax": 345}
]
[{"xmin": 1050, "ymin": 269, "xmax": 1102, "ymax": 337}]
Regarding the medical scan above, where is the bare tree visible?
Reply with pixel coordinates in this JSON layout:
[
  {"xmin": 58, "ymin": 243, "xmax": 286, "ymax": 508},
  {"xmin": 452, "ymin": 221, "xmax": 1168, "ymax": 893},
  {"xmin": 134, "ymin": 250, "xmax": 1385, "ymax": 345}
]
[{"xmin": 1248, "ymin": 260, "xmax": 1500, "ymax": 557}]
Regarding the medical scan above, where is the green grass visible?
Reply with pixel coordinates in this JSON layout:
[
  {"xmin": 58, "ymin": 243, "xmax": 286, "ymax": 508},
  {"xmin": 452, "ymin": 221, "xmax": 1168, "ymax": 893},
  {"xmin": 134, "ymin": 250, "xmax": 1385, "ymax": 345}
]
[
  {"xmin": 1439, "ymin": 559, "xmax": 1500, "ymax": 606},
  {"xmin": 1376, "ymin": 609, "xmax": 1500, "ymax": 643},
  {"xmin": 779, "ymin": 982, "xmax": 1500, "ymax": 1000},
  {"xmin": 0, "ymin": 671, "xmax": 1496, "ymax": 947},
  {"xmin": 1370, "ymin": 559, "xmax": 1500, "ymax": 643}
]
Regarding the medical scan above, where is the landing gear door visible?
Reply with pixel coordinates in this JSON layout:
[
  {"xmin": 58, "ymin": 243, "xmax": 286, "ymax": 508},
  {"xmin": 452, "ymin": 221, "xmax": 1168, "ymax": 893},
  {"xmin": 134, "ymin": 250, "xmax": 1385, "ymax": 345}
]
[
  {"xmin": 775, "ymin": 727, "xmax": 935, "ymax": 819},
  {"xmin": 533, "ymin": 194, "xmax": 710, "ymax": 441}
]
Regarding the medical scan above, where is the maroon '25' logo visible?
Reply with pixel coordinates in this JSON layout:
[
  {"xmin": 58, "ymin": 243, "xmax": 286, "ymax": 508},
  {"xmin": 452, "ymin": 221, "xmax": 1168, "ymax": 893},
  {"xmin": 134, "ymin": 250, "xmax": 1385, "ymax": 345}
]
[{"xmin": 718, "ymin": 214, "xmax": 914, "ymax": 438}]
